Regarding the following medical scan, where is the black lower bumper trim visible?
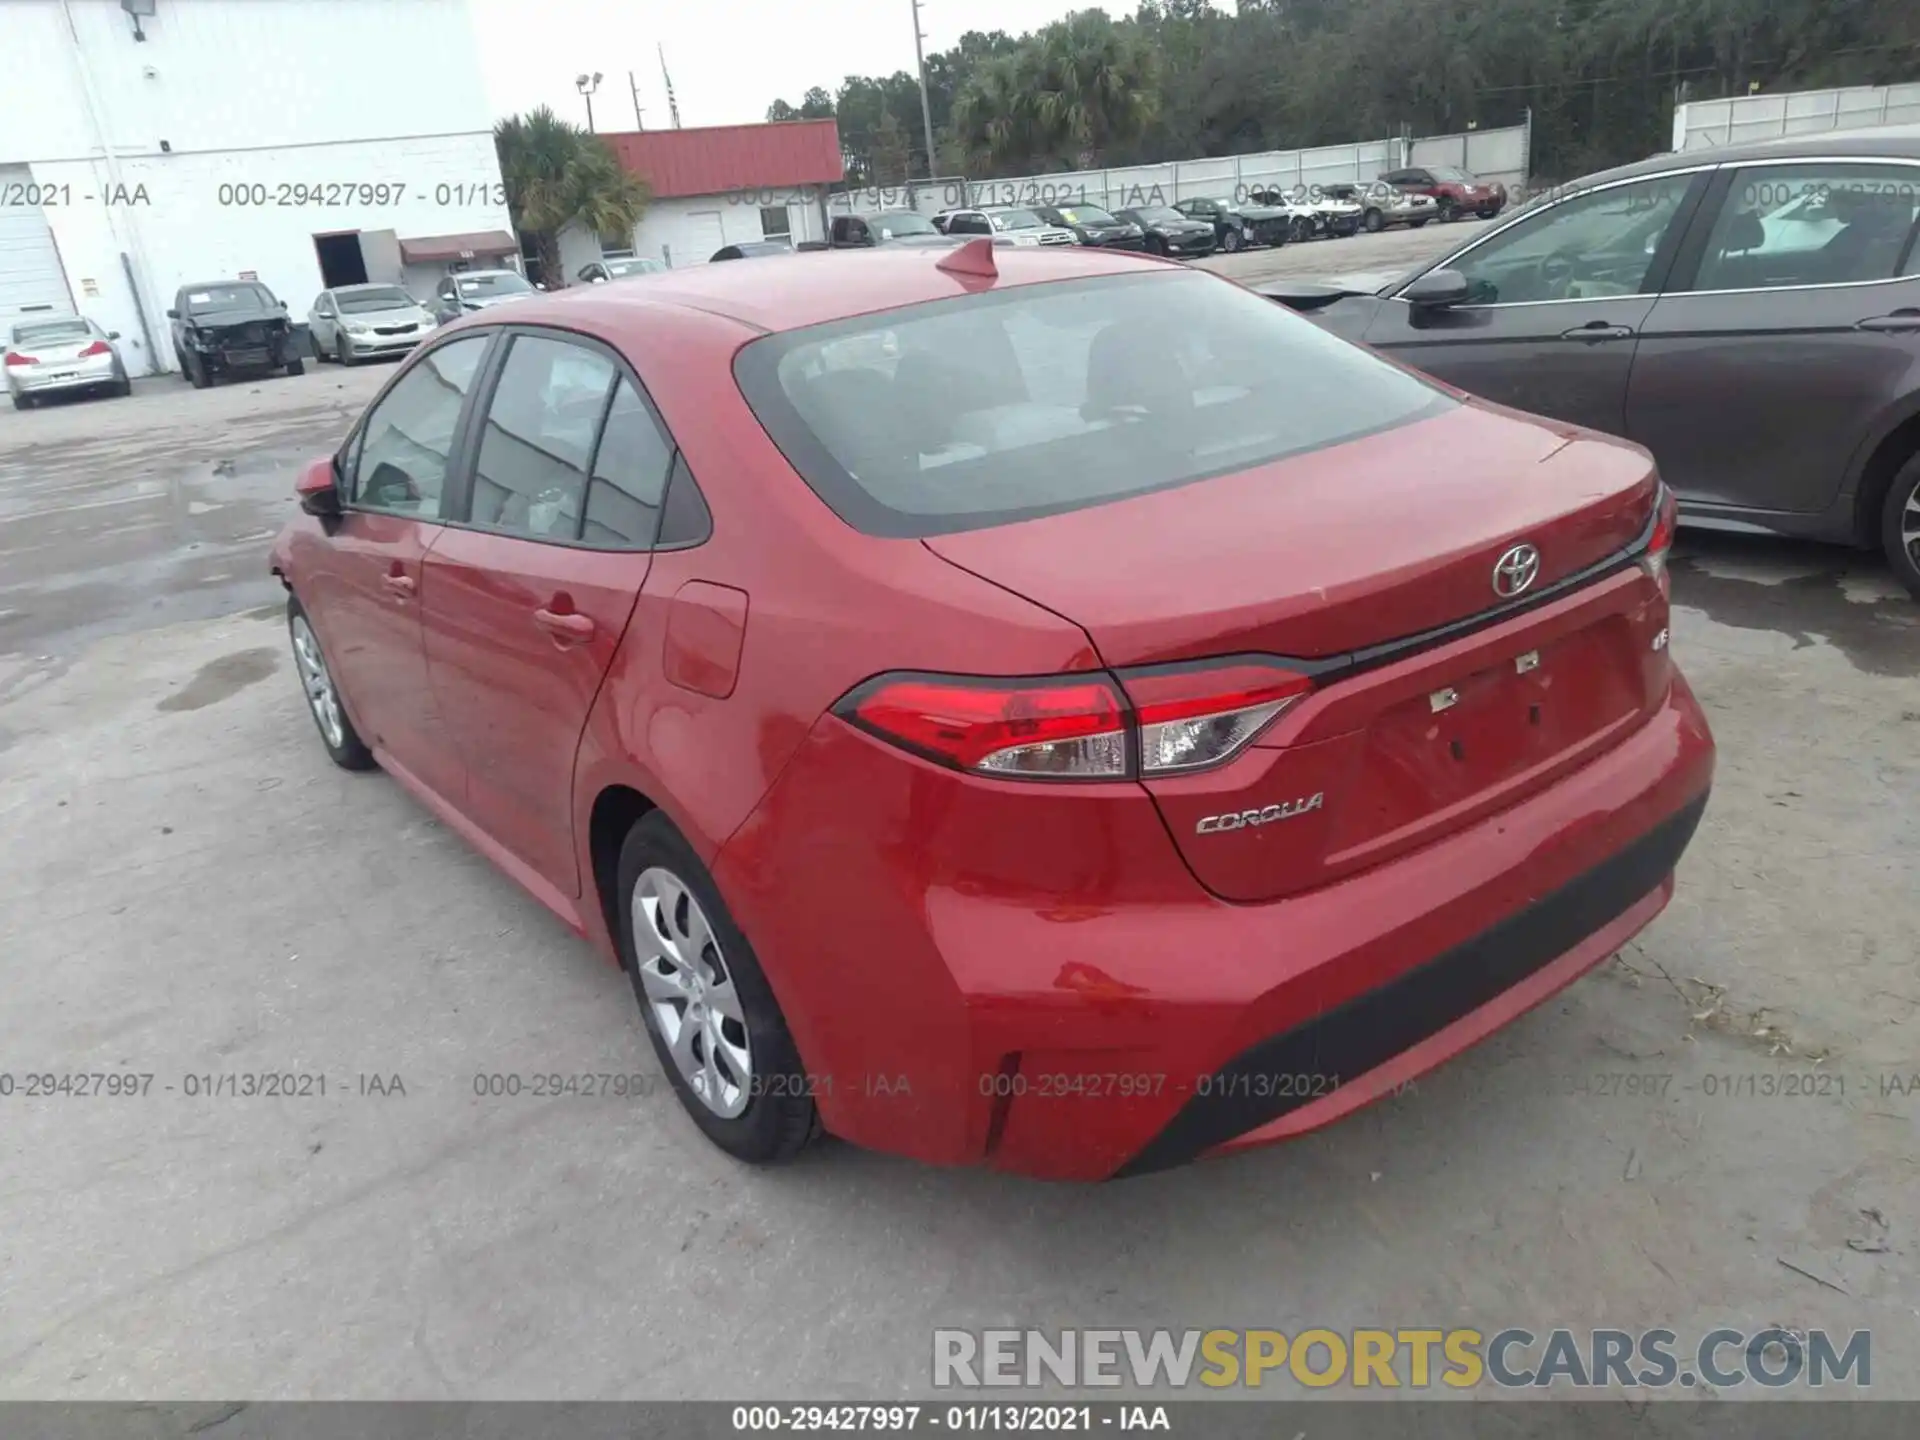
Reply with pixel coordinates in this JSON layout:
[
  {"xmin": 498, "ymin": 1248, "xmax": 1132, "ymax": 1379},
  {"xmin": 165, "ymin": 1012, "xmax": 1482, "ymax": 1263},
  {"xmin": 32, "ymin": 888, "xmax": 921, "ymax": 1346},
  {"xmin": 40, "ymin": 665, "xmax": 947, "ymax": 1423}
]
[{"xmin": 1112, "ymin": 790, "xmax": 1710, "ymax": 1178}]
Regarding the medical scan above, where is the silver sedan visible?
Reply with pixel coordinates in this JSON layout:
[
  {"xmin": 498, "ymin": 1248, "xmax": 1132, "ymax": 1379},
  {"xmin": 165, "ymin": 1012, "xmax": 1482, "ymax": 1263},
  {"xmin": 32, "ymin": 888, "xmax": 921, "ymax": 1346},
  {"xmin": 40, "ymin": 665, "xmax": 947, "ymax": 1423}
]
[
  {"xmin": 5, "ymin": 315, "xmax": 132, "ymax": 410},
  {"xmin": 307, "ymin": 283, "xmax": 438, "ymax": 366}
]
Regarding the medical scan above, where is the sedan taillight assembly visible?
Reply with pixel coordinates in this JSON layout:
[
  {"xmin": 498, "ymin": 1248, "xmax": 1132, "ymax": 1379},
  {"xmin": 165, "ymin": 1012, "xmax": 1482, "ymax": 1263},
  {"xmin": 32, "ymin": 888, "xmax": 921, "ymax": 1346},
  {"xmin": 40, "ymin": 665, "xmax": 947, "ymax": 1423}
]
[
  {"xmin": 1642, "ymin": 479, "xmax": 1677, "ymax": 594},
  {"xmin": 834, "ymin": 659, "xmax": 1314, "ymax": 782},
  {"xmin": 3, "ymin": 352, "xmax": 35, "ymax": 367},
  {"xmin": 77, "ymin": 340, "xmax": 111, "ymax": 358}
]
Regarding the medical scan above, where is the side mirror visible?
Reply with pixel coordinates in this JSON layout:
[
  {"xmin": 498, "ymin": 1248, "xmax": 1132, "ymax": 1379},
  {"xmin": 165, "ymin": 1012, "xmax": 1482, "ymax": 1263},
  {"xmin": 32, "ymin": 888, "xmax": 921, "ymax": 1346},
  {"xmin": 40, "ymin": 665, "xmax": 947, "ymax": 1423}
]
[
  {"xmin": 166, "ymin": 308, "xmax": 179, "ymax": 319},
  {"xmin": 1404, "ymin": 268, "xmax": 1471, "ymax": 310},
  {"xmin": 279, "ymin": 300, "xmax": 289, "ymax": 310},
  {"xmin": 108, "ymin": 331, "xmax": 121, "ymax": 340},
  {"xmin": 296, "ymin": 455, "xmax": 341, "ymax": 517}
]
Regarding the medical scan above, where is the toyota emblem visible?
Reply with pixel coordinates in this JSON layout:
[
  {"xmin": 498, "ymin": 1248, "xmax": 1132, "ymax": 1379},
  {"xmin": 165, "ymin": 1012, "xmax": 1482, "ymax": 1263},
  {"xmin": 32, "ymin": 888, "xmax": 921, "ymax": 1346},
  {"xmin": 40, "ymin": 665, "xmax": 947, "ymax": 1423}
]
[{"xmin": 1492, "ymin": 543, "xmax": 1541, "ymax": 599}]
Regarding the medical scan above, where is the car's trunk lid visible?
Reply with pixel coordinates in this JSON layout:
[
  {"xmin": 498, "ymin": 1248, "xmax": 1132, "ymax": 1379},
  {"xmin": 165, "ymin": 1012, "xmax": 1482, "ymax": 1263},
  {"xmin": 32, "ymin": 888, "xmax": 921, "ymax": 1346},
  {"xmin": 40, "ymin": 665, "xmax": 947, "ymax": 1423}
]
[{"xmin": 924, "ymin": 402, "xmax": 1670, "ymax": 901}]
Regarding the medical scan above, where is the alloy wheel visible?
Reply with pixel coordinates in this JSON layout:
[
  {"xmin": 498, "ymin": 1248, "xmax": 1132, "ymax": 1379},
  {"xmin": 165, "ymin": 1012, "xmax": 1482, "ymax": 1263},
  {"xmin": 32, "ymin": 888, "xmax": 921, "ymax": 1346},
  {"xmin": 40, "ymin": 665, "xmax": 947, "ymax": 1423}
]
[
  {"xmin": 1902, "ymin": 483, "xmax": 1920, "ymax": 570},
  {"xmin": 632, "ymin": 867, "xmax": 753, "ymax": 1119},
  {"xmin": 289, "ymin": 614, "xmax": 345, "ymax": 749}
]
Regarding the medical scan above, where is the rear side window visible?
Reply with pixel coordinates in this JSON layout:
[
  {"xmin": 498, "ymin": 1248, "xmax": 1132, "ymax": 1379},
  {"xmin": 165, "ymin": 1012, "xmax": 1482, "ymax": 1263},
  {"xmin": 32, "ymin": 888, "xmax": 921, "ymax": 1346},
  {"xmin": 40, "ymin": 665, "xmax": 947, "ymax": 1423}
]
[
  {"xmin": 582, "ymin": 379, "xmax": 675, "ymax": 547},
  {"xmin": 734, "ymin": 269, "xmax": 1453, "ymax": 538}
]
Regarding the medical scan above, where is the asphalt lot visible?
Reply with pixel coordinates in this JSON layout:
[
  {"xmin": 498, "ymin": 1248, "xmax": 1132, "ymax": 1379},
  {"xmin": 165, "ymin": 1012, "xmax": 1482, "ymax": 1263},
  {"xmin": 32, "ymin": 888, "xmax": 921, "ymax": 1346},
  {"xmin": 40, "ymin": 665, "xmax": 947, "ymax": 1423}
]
[{"xmin": 2, "ymin": 229, "xmax": 1917, "ymax": 1402}]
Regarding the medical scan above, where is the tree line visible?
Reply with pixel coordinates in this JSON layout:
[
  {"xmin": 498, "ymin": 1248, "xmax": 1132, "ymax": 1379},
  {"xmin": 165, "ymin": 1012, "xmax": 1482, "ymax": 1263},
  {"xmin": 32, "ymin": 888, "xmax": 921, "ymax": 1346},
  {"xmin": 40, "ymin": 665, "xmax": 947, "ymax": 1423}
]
[{"xmin": 765, "ymin": 0, "xmax": 1920, "ymax": 188}]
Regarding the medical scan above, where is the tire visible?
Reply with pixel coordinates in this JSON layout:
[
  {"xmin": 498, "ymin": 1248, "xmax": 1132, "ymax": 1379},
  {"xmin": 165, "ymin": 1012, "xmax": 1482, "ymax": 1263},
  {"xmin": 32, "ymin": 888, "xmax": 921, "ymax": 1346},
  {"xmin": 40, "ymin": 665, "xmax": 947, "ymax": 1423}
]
[
  {"xmin": 310, "ymin": 331, "xmax": 327, "ymax": 362},
  {"xmin": 1145, "ymin": 234, "xmax": 1168, "ymax": 257},
  {"xmin": 114, "ymin": 371, "xmax": 132, "ymax": 398},
  {"xmin": 11, "ymin": 392, "xmax": 28, "ymax": 411},
  {"xmin": 1880, "ymin": 451, "xmax": 1920, "ymax": 600},
  {"xmin": 1291, "ymin": 216, "xmax": 1314, "ymax": 244},
  {"xmin": 1364, "ymin": 208, "xmax": 1384, "ymax": 233},
  {"xmin": 1438, "ymin": 197, "xmax": 1459, "ymax": 223},
  {"xmin": 1221, "ymin": 227, "xmax": 1243, "ymax": 253},
  {"xmin": 185, "ymin": 350, "xmax": 210, "ymax": 389},
  {"xmin": 615, "ymin": 810, "xmax": 818, "ymax": 1165},
  {"xmin": 337, "ymin": 334, "xmax": 356, "ymax": 367},
  {"xmin": 287, "ymin": 596, "xmax": 376, "ymax": 771},
  {"xmin": 285, "ymin": 357, "xmax": 305, "ymax": 377}
]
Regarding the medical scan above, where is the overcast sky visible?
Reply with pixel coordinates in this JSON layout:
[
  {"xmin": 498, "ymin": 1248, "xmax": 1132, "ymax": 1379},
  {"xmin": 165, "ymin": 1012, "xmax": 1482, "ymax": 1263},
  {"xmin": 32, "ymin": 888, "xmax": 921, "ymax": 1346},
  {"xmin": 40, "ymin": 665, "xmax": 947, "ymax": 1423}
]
[{"xmin": 467, "ymin": 0, "xmax": 1099, "ymax": 131}]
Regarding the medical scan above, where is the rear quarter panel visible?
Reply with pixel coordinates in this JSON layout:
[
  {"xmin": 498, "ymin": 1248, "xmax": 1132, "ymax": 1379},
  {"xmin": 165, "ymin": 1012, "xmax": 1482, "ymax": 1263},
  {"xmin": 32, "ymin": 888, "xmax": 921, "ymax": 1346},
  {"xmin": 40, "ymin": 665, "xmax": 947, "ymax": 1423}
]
[{"xmin": 566, "ymin": 299, "xmax": 1105, "ymax": 958}]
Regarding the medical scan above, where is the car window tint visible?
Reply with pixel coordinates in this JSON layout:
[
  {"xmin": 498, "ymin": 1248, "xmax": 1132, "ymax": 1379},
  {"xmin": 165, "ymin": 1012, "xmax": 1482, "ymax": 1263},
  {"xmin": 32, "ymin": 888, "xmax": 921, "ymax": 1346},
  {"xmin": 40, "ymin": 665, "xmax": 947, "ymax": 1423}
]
[
  {"xmin": 737, "ymin": 268, "xmax": 1453, "ymax": 538},
  {"xmin": 1690, "ymin": 165, "xmax": 1920, "ymax": 292},
  {"xmin": 582, "ymin": 379, "xmax": 675, "ymax": 547},
  {"xmin": 351, "ymin": 336, "xmax": 489, "ymax": 517},
  {"xmin": 469, "ymin": 335, "xmax": 617, "ymax": 541},
  {"xmin": 1446, "ymin": 172, "xmax": 1693, "ymax": 305}
]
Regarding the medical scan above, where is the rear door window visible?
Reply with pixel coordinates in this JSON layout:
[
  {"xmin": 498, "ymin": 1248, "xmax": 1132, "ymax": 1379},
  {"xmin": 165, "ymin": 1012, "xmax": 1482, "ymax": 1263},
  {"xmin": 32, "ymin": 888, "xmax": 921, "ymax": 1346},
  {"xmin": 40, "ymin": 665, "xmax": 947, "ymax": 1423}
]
[
  {"xmin": 467, "ymin": 335, "xmax": 617, "ymax": 540},
  {"xmin": 1686, "ymin": 163, "xmax": 1920, "ymax": 291},
  {"xmin": 735, "ymin": 268, "xmax": 1453, "ymax": 538}
]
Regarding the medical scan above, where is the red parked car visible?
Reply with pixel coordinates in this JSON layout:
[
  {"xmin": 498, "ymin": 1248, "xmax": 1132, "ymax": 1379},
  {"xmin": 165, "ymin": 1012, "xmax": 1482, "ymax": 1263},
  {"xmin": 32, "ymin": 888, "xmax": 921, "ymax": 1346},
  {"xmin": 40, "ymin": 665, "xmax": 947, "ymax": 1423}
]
[
  {"xmin": 270, "ymin": 238, "xmax": 1713, "ymax": 1181},
  {"xmin": 1379, "ymin": 165, "xmax": 1509, "ymax": 222}
]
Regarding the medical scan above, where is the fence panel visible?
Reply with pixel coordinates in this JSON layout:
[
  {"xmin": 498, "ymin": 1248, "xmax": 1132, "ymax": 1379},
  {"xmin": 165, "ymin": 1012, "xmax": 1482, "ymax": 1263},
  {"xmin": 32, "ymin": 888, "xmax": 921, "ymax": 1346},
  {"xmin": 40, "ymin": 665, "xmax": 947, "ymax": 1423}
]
[{"xmin": 1674, "ymin": 83, "xmax": 1920, "ymax": 151}]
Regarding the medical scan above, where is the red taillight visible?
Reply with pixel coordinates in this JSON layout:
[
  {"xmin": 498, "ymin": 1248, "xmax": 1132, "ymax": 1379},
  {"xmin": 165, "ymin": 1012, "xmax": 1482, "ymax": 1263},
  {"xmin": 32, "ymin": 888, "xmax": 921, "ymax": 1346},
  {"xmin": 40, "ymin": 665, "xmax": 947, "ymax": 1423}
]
[
  {"xmin": 4, "ymin": 352, "xmax": 35, "ymax": 367},
  {"xmin": 1119, "ymin": 661, "xmax": 1315, "ymax": 774},
  {"xmin": 1642, "ymin": 479, "xmax": 1677, "ymax": 593},
  {"xmin": 77, "ymin": 340, "xmax": 110, "ymax": 357},
  {"xmin": 839, "ymin": 674, "xmax": 1128, "ymax": 778},
  {"xmin": 836, "ymin": 659, "xmax": 1316, "ymax": 781}
]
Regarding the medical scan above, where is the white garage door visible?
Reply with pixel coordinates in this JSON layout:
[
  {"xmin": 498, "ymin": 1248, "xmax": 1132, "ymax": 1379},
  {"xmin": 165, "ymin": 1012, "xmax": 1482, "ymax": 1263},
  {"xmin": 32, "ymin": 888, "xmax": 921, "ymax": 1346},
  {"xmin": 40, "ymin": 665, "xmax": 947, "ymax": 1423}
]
[
  {"xmin": 0, "ymin": 166, "xmax": 74, "ymax": 331},
  {"xmin": 679, "ymin": 210, "xmax": 725, "ymax": 265}
]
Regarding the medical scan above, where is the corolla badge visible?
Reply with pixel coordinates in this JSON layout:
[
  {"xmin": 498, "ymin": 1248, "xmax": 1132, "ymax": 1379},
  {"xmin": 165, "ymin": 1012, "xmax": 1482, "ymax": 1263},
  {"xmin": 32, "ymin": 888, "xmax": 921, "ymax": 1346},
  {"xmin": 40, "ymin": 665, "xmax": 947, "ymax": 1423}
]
[
  {"xmin": 1492, "ymin": 543, "xmax": 1541, "ymax": 599},
  {"xmin": 1195, "ymin": 793, "xmax": 1324, "ymax": 834}
]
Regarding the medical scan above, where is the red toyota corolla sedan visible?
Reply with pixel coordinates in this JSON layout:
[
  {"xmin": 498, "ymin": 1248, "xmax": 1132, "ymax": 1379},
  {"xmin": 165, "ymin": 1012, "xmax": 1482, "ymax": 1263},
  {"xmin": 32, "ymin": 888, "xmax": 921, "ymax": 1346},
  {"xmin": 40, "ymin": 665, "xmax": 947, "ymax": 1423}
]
[{"xmin": 269, "ymin": 239, "xmax": 1713, "ymax": 1181}]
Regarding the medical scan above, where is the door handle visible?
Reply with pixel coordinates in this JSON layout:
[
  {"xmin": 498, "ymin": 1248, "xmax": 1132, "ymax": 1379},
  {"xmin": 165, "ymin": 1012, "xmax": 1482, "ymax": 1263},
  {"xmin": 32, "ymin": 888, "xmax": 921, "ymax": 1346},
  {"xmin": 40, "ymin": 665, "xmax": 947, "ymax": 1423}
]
[
  {"xmin": 1560, "ymin": 322, "xmax": 1634, "ymax": 341},
  {"xmin": 382, "ymin": 572, "xmax": 416, "ymax": 599},
  {"xmin": 1855, "ymin": 311, "xmax": 1920, "ymax": 333},
  {"xmin": 534, "ymin": 607, "xmax": 595, "ymax": 642}
]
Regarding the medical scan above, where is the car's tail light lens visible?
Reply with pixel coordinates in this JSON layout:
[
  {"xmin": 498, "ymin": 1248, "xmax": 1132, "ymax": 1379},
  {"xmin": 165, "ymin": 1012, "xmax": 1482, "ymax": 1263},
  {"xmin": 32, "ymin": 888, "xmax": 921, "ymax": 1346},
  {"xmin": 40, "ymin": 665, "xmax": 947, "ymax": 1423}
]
[
  {"xmin": 77, "ymin": 340, "xmax": 110, "ymax": 357},
  {"xmin": 836, "ymin": 661, "xmax": 1315, "ymax": 781},
  {"xmin": 838, "ymin": 675, "xmax": 1128, "ymax": 779},
  {"xmin": 1642, "ymin": 479, "xmax": 1677, "ymax": 594},
  {"xmin": 4, "ymin": 352, "xmax": 35, "ymax": 367},
  {"xmin": 1119, "ymin": 661, "xmax": 1316, "ymax": 775}
]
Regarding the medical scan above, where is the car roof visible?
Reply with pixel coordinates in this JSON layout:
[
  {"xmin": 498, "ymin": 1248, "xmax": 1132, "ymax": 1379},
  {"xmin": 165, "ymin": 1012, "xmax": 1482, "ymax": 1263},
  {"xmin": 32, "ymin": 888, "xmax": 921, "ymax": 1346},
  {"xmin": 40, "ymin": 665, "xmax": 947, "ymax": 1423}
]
[
  {"xmin": 512, "ymin": 244, "xmax": 1176, "ymax": 336},
  {"xmin": 333, "ymin": 282, "xmax": 408, "ymax": 293},
  {"xmin": 1544, "ymin": 125, "xmax": 1920, "ymax": 196},
  {"xmin": 181, "ymin": 280, "xmax": 262, "ymax": 290}
]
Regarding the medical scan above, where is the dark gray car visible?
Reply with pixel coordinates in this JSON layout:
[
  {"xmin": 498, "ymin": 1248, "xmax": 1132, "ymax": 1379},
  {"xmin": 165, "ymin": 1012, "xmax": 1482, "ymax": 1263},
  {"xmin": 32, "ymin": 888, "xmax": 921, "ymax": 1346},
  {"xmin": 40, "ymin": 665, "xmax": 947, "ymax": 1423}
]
[{"xmin": 1262, "ymin": 130, "xmax": 1920, "ymax": 596}]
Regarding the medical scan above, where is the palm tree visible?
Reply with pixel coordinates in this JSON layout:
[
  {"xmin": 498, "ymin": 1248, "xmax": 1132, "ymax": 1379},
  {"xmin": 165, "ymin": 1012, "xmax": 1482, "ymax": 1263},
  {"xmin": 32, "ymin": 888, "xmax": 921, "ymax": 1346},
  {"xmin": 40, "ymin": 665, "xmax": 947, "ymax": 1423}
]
[
  {"xmin": 1029, "ymin": 12, "xmax": 1160, "ymax": 169},
  {"xmin": 494, "ymin": 106, "xmax": 651, "ymax": 287}
]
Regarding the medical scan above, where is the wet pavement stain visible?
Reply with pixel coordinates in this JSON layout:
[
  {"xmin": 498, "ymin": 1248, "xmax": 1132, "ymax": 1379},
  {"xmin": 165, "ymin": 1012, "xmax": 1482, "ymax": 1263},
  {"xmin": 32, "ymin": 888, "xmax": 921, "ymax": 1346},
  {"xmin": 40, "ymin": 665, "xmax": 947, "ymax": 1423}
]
[
  {"xmin": 1670, "ymin": 537, "xmax": 1919, "ymax": 679},
  {"xmin": 156, "ymin": 647, "xmax": 280, "ymax": 713}
]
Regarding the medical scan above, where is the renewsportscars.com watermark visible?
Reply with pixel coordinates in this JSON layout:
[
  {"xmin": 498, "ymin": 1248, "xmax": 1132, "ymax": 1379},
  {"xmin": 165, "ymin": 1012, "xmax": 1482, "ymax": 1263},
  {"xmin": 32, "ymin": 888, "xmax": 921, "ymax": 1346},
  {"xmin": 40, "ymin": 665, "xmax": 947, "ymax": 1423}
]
[{"xmin": 933, "ymin": 1327, "xmax": 1871, "ymax": 1391}]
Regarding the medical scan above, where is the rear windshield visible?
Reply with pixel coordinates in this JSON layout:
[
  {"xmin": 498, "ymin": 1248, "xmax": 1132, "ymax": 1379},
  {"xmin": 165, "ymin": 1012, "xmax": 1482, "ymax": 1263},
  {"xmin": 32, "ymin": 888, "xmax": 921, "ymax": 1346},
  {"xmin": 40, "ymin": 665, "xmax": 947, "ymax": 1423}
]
[
  {"xmin": 13, "ymin": 319, "xmax": 92, "ymax": 345},
  {"xmin": 734, "ymin": 269, "xmax": 1454, "ymax": 538}
]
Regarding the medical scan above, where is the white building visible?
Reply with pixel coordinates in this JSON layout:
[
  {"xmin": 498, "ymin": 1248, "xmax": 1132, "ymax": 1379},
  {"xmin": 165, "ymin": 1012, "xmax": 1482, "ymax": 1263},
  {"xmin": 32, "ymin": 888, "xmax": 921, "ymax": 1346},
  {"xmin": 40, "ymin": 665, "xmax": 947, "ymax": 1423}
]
[
  {"xmin": 557, "ymin": 120, "xmax": 845, "ymax": 279},
  {"xmin": 0, "ymin": 0, "xmax": 515, "ymax": 375}
]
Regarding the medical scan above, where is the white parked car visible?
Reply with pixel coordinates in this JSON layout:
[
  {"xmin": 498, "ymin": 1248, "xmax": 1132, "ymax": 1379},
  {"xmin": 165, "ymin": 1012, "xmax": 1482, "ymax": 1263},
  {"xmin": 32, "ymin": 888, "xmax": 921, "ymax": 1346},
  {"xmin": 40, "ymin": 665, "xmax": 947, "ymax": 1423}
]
[
  {"xmin": 4, "ymin": 315, "xmax": 131, "ymax": 409},
  {"xmin": 934, "ymin": 206, "xmax": 1079, "ymax": 246},
  {"xmin": 578, "ymin": 257, "xmax": 667, "ymax": 283},
  {"xmin": 307, "ymin": 283, "xmax": 437, "ymax": 366},
  {"xmin": 429, "ymin": 268, "xmax": 539, "ymax": 324}
]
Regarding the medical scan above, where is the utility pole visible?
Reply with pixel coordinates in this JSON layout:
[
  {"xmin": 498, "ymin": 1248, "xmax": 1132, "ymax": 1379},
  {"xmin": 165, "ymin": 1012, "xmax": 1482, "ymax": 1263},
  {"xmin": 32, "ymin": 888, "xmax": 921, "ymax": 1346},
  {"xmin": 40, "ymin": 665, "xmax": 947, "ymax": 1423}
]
[
  {"xmin": 629, "ymin": 70, "xmax": 645, "ymax": 130},
  {"xmin": 659, "ymin": 44, "xmax": 682, "ymax": 129},
  {"xmin": 909, "ymin": 0, "xmax": 938, "ymax": 196}
]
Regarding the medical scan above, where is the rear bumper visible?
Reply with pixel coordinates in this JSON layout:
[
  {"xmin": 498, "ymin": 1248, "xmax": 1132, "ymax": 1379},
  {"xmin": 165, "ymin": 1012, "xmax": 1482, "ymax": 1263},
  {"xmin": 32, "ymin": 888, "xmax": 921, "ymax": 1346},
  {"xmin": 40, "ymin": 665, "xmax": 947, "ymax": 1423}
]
[
  {"xmin": 718, "ymin": 670, "xmax": 1714, "ymax": 1181},
  {"xmin": 8, "ymin": 356, "xmax": 118, "ymax": 393}
]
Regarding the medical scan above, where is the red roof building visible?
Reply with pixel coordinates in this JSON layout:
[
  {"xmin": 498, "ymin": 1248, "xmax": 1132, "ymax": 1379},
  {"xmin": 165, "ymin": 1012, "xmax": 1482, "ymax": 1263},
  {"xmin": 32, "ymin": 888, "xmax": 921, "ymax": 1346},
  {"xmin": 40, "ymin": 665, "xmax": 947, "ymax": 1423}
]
[{"xmin": 603, "ymin": 120, "xmax": 845, "ymax": 199}]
